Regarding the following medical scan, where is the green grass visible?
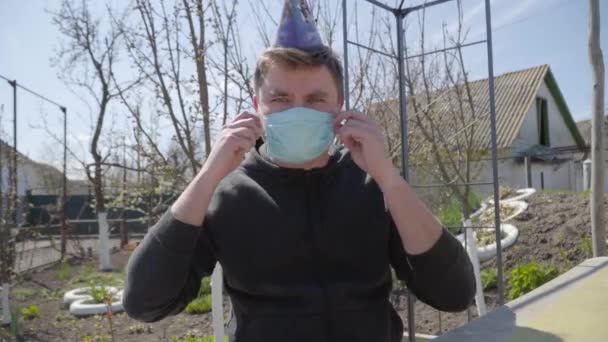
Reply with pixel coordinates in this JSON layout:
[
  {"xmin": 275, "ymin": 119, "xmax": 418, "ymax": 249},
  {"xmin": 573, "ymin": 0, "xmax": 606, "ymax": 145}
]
[
  {"xmin": 481, "ymin": 269, "xmax": 498, "ymax": 290},
  {"xmin": 542, "ymin": 188, "xmax": 591, "ymax": 197},
  {"xmin": 68, "ymin": 262, "xmax": 125, "ymax": 289},
  {"xmin": 581, "ymin": 237, "xmax": 593, "ymax": 258},
  {"xmin": 184, "ymin": 294, "xmax": 212, "ymax": 315},
  {"xmin": 11, "ymin": 287, "xmax": 38, "ymax": 301},
  {"xmin": 198, "ymin": 277, "xmax": 211, "ymax": 296}
]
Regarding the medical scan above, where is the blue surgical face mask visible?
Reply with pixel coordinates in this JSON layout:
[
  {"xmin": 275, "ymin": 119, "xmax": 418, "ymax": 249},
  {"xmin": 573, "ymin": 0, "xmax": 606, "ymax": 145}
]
[{"xmin": 262, "ymin": 107, "xmax": 335, "ymax": 164}]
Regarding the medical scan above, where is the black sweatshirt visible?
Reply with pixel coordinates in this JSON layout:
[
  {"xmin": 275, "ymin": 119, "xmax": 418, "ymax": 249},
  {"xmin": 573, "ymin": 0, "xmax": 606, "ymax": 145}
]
[{"xmin": 123, "ymin": 143, "xmax": 475, "ymax": 342}]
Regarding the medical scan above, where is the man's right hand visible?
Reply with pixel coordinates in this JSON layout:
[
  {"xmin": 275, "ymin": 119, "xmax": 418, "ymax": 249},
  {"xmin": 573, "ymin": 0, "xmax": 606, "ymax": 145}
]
[{"xmin": 201, "ymin": 112, "xmax": 263, "ymax": 185}]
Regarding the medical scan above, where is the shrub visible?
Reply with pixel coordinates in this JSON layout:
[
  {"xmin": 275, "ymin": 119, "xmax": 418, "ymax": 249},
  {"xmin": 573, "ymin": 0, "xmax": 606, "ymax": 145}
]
[
  {"xmin": 184, "ymin": 294, "xmax": 212, "ymax": 314},
  {"xmin": 481, "ymin": 269, "xmax": 498, "ymax": 290},
  {"xmin": 508, "ymin": 262, "xmax": 558, "ymax": 300},
  {"xmin": 21, "ymin": 304, "xmax": 39, "ymax": 320}
]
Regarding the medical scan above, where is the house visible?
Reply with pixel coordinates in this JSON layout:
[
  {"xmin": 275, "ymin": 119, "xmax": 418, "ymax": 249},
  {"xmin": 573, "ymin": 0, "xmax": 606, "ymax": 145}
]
[
  {"xmin": 370, "ymin": 65, "xmax": 592, "ymax": 197},
  {"xmin": 0, "ymin": 140, "xmax": 89, "ymax": 224}
]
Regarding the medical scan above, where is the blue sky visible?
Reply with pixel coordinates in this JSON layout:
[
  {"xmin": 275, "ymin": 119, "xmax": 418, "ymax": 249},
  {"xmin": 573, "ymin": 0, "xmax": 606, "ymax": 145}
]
[{"xmin": 0, "ymin": 0, "xmax": 606, "ymax": 178}]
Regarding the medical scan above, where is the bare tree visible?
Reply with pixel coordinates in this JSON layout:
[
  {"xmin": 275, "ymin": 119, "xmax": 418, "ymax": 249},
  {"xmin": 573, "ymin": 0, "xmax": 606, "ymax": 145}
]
[
  {"xmin": 114, "ymin": 0, "xmax": 215, "ymax": 175},
  {"xmin": 51, "ymin": 0, "xmax": 136, "ymax": 270}
]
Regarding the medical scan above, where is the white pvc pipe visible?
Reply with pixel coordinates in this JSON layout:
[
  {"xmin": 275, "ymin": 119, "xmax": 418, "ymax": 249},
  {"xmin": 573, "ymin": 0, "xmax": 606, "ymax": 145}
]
[
  {"xmin": 211, "ymin": 262, "xmax": 225, "ymax": 342},
  {"xmin": 63, "ymin": 286, "xmax": 120, "ymax": 308},
  {"xmin": 2, "ymin": 282, "xmax": 10, "ymax": 325},
  {"xmin": 69, "ymin": 297, "xmax": 124, "ymax": 316},
  {"xmin": 463, "ymin": 221, "xmax": 487, "ymax": 317}
]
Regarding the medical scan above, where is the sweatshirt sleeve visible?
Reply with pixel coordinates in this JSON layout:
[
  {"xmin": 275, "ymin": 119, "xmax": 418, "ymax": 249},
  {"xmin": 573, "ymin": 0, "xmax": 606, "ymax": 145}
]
[
  {"xmin": 389, "ymin": 219, "xmax": 476, "ymax": 312},
  {"xmin": 122, "ymin": 209, "xmax": 217, "ymax": 322}
]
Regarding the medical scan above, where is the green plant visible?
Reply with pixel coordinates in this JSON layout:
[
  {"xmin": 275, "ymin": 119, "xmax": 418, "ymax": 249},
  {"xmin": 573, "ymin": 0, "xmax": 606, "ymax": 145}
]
[
  {"xmin": 184, "ymin": 294, "xmax": 212, "ymax": 314},
  {"xmin": 481, "ymin": 269, "xmax": 498, "ymax": 290},
  {"xmin": 508, "ymin": 262, "xmax": 558, "ymax": 300},
  {"xmin": 21, "ymin": 304, "xmax": 39, "ymax": 320},
  {"xmin": 87, "ymin": 281, "xmax": 111, "ymax": 304},
  {"xmin": 57, "ymin": 259, "xmax": 71, "ymax": 281},
  {"xmin": 581, "ymin": 237, "xmax": 593, "ymax": 257},
  {"xmin": 11, "ymin": 287, "xmax": 37, "ymax": 300},
  {"xmin": 198, "ymin": 277, "xmax": 211, "ymax": 296}
]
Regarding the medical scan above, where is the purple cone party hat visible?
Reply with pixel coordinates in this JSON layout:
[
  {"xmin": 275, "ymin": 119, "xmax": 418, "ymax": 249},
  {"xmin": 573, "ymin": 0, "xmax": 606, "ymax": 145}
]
[{"xmin": 273, "ymin": 0, "xmax": 324, "ymax": 50}]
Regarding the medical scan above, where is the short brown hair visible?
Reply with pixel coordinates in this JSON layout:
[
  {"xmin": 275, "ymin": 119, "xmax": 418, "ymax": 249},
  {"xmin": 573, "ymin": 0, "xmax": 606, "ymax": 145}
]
[{"xmin": 254, "ymin": 46, "xmax": 344, "ymax": 101}]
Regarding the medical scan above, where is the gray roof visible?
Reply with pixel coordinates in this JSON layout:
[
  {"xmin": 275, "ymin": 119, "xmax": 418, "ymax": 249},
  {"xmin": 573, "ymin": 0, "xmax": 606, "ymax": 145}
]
[{"xmin": 369, "ymin": 65, "xmax": 586, "ymax": 151}]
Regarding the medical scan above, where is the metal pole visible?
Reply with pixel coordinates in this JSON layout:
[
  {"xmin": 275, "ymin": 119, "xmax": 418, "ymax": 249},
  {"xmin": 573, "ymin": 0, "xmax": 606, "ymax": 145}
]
[
  {"xmin": 7, "ymin": 80, "xmax": 18, "ymax": 228},
  {"xmin": 396, "ymin": 12, "xmax": 415, "ymax": 342},
  {"xmin": 342, "ymin": 0, "xmax": 350, "ymax": 110},
  {"xmin": 61, "ymin": 106, "xmax": 67, "ymax": 258},
  {"xmin": 484, "ymin": 0, "xmax": 504, "ymax": 305},
  {"xmin": 396, "ymin": 16, "xmax": 409, "ymax": 181},
  {"xmin": 524, "ymin": 155, "xmax": 532, "ymax": 188}
]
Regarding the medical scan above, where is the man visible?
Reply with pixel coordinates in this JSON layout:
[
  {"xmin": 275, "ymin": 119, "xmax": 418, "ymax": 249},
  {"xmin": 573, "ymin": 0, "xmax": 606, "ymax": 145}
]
[{"xmin": 123, "ymin": 1, "xmax": 475, "ymax": 341}]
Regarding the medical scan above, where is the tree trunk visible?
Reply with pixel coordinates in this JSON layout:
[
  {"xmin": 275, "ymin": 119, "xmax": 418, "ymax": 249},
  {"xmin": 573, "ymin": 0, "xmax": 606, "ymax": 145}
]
[{"xmin": 588, "ymin": 0, "xmax": 605, "ymax": 256}]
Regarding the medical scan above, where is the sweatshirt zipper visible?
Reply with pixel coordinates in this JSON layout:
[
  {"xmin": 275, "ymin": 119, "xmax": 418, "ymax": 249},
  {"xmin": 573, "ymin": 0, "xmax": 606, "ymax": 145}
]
[{"xmin": 305, "ymin": 173, "xmax": 331, "ymax": 341}]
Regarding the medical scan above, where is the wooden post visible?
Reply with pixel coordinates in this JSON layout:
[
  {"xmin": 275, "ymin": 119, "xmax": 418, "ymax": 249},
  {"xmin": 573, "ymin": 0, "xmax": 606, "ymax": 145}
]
[
  {"xmin": 524, "ymin": 155, "xmax": 532, "ymax": 188},
  {"xmin": 589, "ymin": 0, "xmax": 606, "ymax": 256}
]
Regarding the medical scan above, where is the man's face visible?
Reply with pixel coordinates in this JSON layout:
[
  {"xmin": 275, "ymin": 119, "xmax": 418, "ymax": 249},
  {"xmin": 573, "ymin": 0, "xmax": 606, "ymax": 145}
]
[{"xmin": 254, "ymin": 63, "xmax": 342, "ymax": 116}]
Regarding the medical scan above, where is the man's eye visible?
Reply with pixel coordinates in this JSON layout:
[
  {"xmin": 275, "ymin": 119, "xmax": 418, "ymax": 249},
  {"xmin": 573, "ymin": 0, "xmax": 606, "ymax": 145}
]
[
  {"xmin": 272, "ymin": 98, "xmax": 287, "ymax": 103},
  {"xmin": 310, "ymin": 98, "xmax": 326, "ymax": 103}
]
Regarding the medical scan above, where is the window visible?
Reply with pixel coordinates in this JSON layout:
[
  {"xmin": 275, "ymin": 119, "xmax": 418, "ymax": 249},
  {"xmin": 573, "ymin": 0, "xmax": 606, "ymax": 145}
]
[{"xmin": 536, "ymin": 97, "xmax": 550, "ymax": 146}]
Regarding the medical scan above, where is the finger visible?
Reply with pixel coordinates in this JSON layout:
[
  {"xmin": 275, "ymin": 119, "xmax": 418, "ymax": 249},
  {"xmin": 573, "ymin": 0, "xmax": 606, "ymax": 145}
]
[
  {"xmin": 228, "ymin": 134, "xmax": 255, "ymax": 154},
  {"xmin": 337, "ymin": 121, "xmax": 373, "ymax": 142},
  {"xmin": 230, "ymin": 127, "xmax": 257, "ymax": 144},
  {"xmin": 226, "ymin": 117, "xmax": 263, "ymax": 137},
  {"xmin": 229, "ymin": 113, "xmax": 263, "ymax": 129},
  {"xmin": 333, "ymin": 111, "xmax": 372, "ymax": 127}
]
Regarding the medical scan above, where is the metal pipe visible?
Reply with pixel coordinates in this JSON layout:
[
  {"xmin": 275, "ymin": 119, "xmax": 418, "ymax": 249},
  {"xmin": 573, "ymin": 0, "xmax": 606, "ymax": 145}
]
[
  {"xmin": 403, "ymin": 0, "xmax": 455, "ymax": 15},
  {"xmin": 8, "ymin": 80, "xmax": 18, "ymax": 227},
  {"xmin": 396, "ymin": 12, "xmax": 415, "ymax": 342},
  {"xmin": 346, "ymin": 40, "xmax": 398, "ymax": 60},
  {"xmin": 484, "ymin": 0, "xmax": 504, "ymax": 305},
  {"xmin": 342, "ymin": 0, "xmax": 351, "ymax": 110},
  {"xmin": 405, "ymin": 39, "xmax": 487, "ymax": 60},
  {"xmin": 61, "ymin": 106, "xmax": 67, "ymax": 258},
  {"xmin": 362, "ymin": 0, "xmax": 395, "ymax": 12}
]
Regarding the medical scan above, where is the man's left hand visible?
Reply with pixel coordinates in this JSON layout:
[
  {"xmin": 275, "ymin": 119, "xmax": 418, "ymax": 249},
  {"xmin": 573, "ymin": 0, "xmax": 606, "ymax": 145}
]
[{"xmin": 334, "ymin": 111, "xmax": 399, "ymax": 188}]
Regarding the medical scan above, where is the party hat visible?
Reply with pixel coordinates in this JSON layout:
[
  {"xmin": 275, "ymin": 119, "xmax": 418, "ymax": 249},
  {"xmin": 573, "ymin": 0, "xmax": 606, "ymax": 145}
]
[{"xmin": 272, "ymin": 0, "xmax": 324, "ymax": 50}]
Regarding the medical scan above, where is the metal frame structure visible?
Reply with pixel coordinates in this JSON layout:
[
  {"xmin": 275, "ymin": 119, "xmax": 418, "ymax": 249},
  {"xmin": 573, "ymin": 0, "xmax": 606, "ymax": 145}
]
[
  {"xmin": 0, "ymin": 74, "xmax": 69, "ymax": 257},
  {"xmin": 341, "ymin": 0, "xmax": 503, "ymax": 340}
]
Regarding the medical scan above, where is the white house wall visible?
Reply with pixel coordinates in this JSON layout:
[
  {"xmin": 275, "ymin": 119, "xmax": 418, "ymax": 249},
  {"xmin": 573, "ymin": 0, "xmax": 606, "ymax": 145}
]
[{"xmin": 511, "ymin": 81, "xmax": 577, "ymax": 151}]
